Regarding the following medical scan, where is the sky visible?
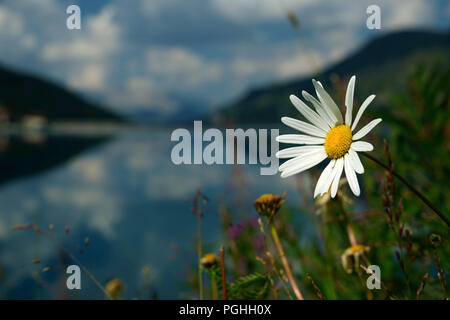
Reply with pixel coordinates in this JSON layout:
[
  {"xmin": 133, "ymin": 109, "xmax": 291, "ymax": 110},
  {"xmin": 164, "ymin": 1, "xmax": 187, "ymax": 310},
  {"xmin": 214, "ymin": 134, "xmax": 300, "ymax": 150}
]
[{"xmin": 0, "ymin": 0, "xmax": 448, "ymax": 117}]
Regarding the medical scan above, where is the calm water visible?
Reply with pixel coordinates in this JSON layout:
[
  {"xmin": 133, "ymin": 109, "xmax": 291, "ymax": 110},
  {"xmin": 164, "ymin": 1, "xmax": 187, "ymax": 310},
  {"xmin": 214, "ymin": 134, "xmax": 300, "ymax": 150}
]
[{"xmin": 0, "ymin": 126, "xmax": 304, "ymax": 299}]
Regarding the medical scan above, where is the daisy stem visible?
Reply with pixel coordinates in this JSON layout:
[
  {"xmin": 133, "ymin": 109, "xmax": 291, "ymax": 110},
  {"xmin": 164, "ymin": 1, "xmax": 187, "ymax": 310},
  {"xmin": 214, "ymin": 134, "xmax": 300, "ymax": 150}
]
[
  {"xmin": 346, "ymin": 222, "xmax": 358, "ymax": 247},
  {"xmin": 340, "ymin": 199, "xmax": 358, "ymax": 246},
  {"xmin": 270, "ymin": 224, "xmax": 304, "ymax": 300},
  {"xmin": 361, "ymin": 152, "xmax": 449, "ymax": 227}
]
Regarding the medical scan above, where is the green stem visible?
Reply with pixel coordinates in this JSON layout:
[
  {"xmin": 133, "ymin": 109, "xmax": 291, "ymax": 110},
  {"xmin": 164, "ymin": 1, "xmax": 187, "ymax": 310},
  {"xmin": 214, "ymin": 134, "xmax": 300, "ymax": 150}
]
[
  {"xmin": 197, "ymin": 214, "xmax": 203, "ymax": 300},
  {"xmin": 362, "ymin": 152, "xmax": 449, "ymax": 227},
  {"xmin": 270, "ymin": 224, "xmax": 304, "ymax": 300},
  {"xmin": 211, "ymin": 274, "xmax": 218, "ymax": 300}
]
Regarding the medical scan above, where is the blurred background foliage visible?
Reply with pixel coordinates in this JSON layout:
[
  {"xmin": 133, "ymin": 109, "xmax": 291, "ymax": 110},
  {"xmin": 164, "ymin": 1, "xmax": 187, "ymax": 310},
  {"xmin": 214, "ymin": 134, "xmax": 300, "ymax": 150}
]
[{"xmin": 188, "ymin": 61, "xmax": 449, "ymax": 300}]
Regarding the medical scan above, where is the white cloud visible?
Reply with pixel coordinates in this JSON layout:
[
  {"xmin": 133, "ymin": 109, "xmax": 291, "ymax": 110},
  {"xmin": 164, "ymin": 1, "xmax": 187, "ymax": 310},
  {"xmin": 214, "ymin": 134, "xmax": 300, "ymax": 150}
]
[
  {"xmin": 212, "ymin": 0, "xmax": 315, "ymax": 22},
  {"xmin": 275, "ymin": 52, "xmax": 318, "ymax": 79},
  {"xmin": 146, "ymin": 47, "xmax": 222, "ymax": 87},
  {"xmin": 0, "ymin": 5, "xmax": 38, "ymax": 59},
  {"xmin": 68, "ymin": 63, "xmax": 106, "ymax": 91},
  {"xmin": 0, "ymin": 0, "xmax": 446, "ymax": 116},
  {"xmin": 139, "ymin": 0, "xmax": 178, "ymax": 17},
  {"xmin": 42, "ymin": 186, "xmax": 122, "ymax": 238},
  {"xmin": 41, "ymin": 6, "xmax": 121, "ymax": 62},
  {"xmin": 70, "ymin": 157, "xmax": 105, "ymax": 183},
  {"xmin": 146, "ymin": 167, "xmax": 225, "ymax": 200},
  {"xmin": 106, "ymin": 76, "xmax": 178, "ymax": 113},
  {"xmin": 382, "ymin": 0, "xmax": 434, "ymax": 30},
  {"xmin": 0, "ymin": 6, "xmax": 24, "ymax": 35}
]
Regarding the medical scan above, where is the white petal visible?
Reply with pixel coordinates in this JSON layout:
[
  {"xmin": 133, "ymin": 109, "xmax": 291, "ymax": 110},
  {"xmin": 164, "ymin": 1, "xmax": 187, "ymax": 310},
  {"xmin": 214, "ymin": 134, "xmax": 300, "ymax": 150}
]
[
  {"xmin": 351, "ymin": 94, "xmax": 376, "ymax": 131},
  {"xmin": 289, "ymin": 95, "xmax": 330, "ymax": 131},
  {"xmin": 330, "ymin": 158, "xmax": 344, "ymax": 198},
  {"xmin": 319, "ymin": 162, "xmax": 337, "ymax": 196},
  {"xmin": 348, "ymin": 148, "xmax": 364, "ymax": 174},
  {"xmin": 279, "ymin": 149, "xmax": 325, "ymax": 171},
  {"xmin": 353, "ymin": 118, "xmax": 382, "ymax": 140},
  {"xmin": 281, "ymin": 117, "xmax": 327, "ymax": 138},
  {"xmin": 276, "ymin": 134, "xmax": 325, "ymax": 145},
  {"xmin": 312, "ymin": 79, "xmax": 343, "ymax": 125},
  {"xmin": 302, "ymin": 90, "xmax": 334, "ymax": 128},
  {"xmin": 345, "ymin": 76, "xmax": 356, "ymax": 126},
  {"xmin": 344, "ymin": 154, "xmax": 360, "ymax": 196},
  {"xmin": 276, "ymin": 145, "xmax": 325, "ymax": 159},
  {"xmin": 280, "ymin": 150, "xmax": 327, "ymax": 178},
  {"xmin": 314, "ymin": 159, "xmax": 336, "ymax": 198},
  {"xmin": 351, "ymin": 141, "xmax": 373, "ymax": 152}
]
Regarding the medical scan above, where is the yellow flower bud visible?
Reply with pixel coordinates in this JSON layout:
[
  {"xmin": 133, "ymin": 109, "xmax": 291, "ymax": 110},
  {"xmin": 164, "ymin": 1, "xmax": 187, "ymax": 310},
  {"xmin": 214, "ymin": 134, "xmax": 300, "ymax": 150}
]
[
  {"xmin": 105, "ymin": 278, "xmax": 124, "ymax": 299},
  {"xmin": 200, "ymin": 253, "xmax": 219, "ymax": 269}
]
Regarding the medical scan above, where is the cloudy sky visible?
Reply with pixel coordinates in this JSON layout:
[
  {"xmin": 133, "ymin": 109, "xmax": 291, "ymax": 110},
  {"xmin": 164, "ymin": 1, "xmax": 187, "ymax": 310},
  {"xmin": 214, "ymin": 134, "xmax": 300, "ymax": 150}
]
[{"xmin": 0, "ymin": 0, "xmax": 448, "ymax": 117}]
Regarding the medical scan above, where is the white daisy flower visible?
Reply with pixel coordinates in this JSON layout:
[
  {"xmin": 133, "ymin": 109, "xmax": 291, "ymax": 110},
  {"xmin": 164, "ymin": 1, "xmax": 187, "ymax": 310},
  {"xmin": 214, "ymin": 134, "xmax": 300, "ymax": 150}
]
[{"xmin": 276, "ymin": 76, "xmax": 382, "ymax": 198}]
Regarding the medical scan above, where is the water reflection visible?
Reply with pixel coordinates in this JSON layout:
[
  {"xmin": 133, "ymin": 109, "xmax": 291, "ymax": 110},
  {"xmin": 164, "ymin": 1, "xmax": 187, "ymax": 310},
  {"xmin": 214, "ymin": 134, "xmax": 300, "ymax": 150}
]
[{"xmin": 0, "ymin": 127, "xmax": 300, "ymax": 299}]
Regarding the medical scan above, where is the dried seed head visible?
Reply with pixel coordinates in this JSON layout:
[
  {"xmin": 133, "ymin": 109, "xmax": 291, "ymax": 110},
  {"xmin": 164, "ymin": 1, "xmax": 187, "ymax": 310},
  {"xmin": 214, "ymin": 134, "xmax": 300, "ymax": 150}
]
[
  {"xmin": 200, "ymin": 253, "xmax": 219, "ymax": 269},
  {"xmin": 341, "ymin": 245, "xmax": 370, "ymax": 274},
  {"xmin": 253, "ymin": 193, "xmax": 286, "ymax": 221},
  {"xmin": 105, "ymin": 278, "xmax": 124, "ymax": 300}
]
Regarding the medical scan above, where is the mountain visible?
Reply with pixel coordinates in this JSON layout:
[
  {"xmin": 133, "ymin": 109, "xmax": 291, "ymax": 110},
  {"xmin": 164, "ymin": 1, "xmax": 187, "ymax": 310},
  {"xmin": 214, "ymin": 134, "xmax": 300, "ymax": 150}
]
[
  {"xmin": 0, "ymin": 64, "xmax": 123, "ymax": 122},
  {"xmin": 130, "ymin": 94, "xmax": 210, "ymax": 124},
  {"xmin": 212, "ymin": 30, "xmax": 450, "ymax": 124}
]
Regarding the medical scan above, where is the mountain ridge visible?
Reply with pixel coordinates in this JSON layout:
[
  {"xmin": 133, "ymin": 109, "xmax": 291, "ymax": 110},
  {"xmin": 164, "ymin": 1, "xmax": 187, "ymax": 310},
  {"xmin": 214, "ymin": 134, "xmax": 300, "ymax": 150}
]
[
  {"xmin": 0, "ymin": 63, "xmax": 124, "ymax": 123},
  {"xmin": 211, "ymin": 29, "xmax": 450, "ymax": 124}
]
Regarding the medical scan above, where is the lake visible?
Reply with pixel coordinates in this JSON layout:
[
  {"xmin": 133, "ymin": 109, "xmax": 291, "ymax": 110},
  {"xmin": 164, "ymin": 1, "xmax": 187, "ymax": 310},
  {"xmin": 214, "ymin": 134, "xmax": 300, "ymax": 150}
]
[{"xmin": 0, "ymin": 125, "xmax": 306, "ymax": 299}]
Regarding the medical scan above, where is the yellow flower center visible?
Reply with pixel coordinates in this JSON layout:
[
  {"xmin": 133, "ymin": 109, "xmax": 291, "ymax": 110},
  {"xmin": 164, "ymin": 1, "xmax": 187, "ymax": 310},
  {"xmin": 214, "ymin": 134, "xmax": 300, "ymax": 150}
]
[{"xmin": 324, "ymin": 125, "xmax": 352, "ymax": 159}]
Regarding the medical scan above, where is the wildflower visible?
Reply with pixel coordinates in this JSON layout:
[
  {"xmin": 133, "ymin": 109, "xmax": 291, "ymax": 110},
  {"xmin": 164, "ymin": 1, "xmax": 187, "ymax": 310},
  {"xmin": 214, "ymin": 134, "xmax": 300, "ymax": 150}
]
[
  {"xmin": 253, "ymin": 193, "xmax": 286, "ymax": 221},
  {"xmin": 276, "ymin": 76, "xmax": 382, "ymax": 198},
  {"xmin": 200, "ymin": 253, "xmax": 219, "ymax": 269},
  {"xmin": 105, "ymin": 278, "xmax": 124, "ymax": 299},
  {"xmin": 228, "ymin": 223, "xmax": 245, "ymax": 239},
  {"xmin": 341, "ymin": 244, "xmax": 370, "ymax": 274}
]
